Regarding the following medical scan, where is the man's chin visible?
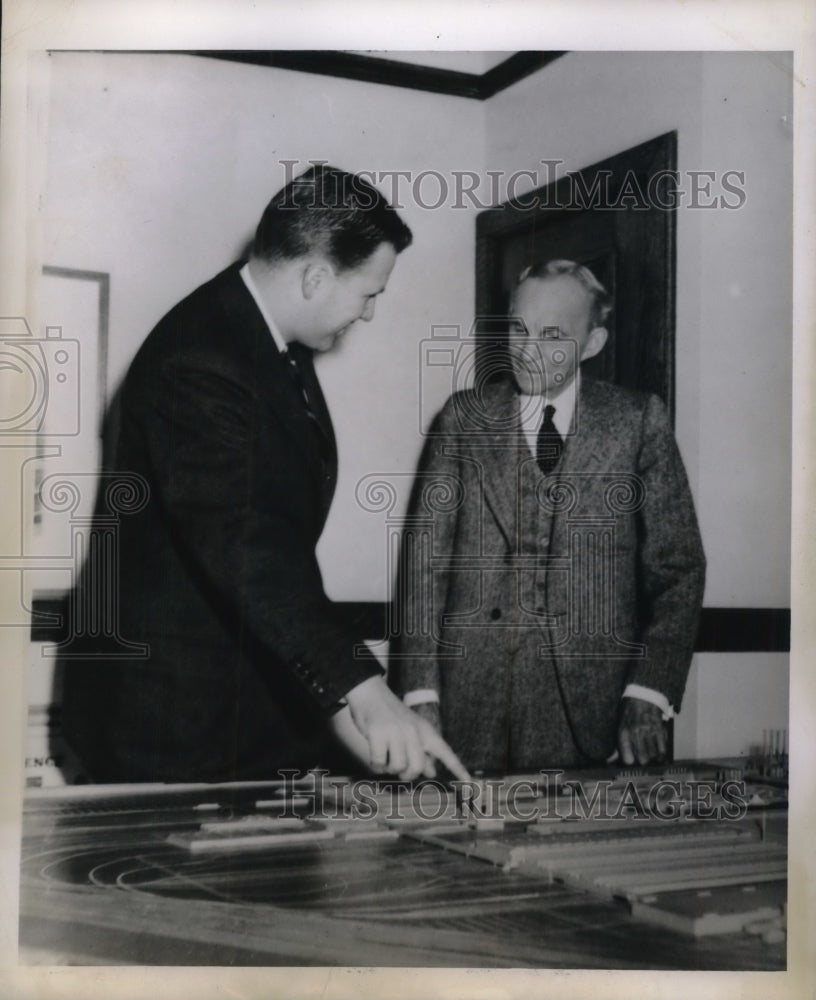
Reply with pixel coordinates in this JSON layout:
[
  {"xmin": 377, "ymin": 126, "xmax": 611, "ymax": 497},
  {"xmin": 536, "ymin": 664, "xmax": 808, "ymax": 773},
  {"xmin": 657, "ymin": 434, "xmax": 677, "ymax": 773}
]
[
  {"xmin": 316, "ymin": 332, "xmax": 342, "ymax": 352},
  {"xmin": 326, "ymin": 327, "xmax": 352, "ymax": 351}
]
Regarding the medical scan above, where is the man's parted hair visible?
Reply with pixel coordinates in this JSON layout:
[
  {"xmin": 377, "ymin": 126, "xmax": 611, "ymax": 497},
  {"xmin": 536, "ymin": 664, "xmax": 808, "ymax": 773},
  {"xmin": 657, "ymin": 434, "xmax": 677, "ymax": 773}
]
[
  {"xmin": 252, "ymin": 165, "xmax": 413, "ymax": 272},
  {"xmin": 519, "ymin": 259, "xmax": 613, "ymax": 328}
]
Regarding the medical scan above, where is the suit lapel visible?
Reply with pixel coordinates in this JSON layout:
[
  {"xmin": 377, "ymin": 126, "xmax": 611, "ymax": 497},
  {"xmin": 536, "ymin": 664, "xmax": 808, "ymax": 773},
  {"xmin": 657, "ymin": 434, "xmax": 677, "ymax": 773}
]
[
  {"xmin": 557, "ymin": 377, "xmax": 608, "ymax": 478},
  {"xmin": 465, "ymin": 378, "xmax": 612, "ymax": 547},
  {"xmin": 546, "ymin": 378, "xmax": 617, "ymax": 574},
  {"xmin": 465, "ymin": 379, "xmax": 527, "ymax": 547}
]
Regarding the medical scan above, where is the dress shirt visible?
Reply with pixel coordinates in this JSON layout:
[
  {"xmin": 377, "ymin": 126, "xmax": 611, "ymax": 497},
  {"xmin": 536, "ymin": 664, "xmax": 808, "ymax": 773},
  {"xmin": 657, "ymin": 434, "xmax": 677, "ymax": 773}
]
[{"xmin": 518, "ymin": 371, "xmax": 578, "ymax": 454}]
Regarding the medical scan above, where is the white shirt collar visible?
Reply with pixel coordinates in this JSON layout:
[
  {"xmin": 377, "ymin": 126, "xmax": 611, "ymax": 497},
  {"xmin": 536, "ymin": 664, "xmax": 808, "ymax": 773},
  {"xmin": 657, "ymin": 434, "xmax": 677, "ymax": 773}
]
[
  {"xmin": 518, "ymin": 370, "xmax": 580, "ymax": 454},
  {"xmin": 239, "ymin": 262, "xmax": 288, "ymax": 355}
]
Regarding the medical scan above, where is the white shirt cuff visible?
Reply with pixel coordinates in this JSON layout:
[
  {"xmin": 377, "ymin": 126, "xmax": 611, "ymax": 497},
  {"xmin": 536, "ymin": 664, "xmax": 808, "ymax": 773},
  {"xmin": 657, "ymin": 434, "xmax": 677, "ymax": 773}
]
[
  {"xmin": 623, "ymin": 684, "xmax": 674, "ymax": 720},
  {"xmin": 403, "ymin": 689, "xmax": 440, "ymax": 708}
]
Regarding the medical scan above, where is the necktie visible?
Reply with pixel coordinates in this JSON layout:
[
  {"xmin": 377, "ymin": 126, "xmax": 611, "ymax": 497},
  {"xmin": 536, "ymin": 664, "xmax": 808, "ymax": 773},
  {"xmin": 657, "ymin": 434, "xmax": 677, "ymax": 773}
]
[
  {"xmin": 286, "ymin": 348, "xmax": 318, "ymax": 420},
  {"xmin": 536, "ymin": 404, "xmax": 563, "ymax": 475},
  {"xmin": 285, "ymin": 346, "xmax": 333, "ymax": 468}
]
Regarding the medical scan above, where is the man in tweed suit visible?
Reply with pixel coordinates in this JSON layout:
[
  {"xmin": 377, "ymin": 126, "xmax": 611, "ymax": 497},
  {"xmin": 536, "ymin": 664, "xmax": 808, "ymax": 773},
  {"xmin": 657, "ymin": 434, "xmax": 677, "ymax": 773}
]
[{"xmin": 391, "ymin": 261, "xmax": 705, "ymax": 772}]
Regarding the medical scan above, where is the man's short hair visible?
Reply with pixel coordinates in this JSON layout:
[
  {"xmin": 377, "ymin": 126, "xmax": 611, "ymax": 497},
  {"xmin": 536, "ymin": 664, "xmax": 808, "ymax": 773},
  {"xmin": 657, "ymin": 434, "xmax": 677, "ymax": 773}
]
[
  {"xmin": 252, "ymin": 165, "xmax": 413, "ymax": 272},
  {"xmin": 518, "ymin": 259, "xmax": 613, "ymax": 328}
]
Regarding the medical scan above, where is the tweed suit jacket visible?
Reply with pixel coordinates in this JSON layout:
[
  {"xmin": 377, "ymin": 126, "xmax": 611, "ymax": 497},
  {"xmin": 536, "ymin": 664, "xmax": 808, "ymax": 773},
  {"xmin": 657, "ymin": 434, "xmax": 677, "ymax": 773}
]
[
  {"xmin": 62, "ymin": 263, "xmax": 380, "ymax": 782},
  {"xmin": 391, "ymin": 375, "xmax": 706, "ymax": 770}
]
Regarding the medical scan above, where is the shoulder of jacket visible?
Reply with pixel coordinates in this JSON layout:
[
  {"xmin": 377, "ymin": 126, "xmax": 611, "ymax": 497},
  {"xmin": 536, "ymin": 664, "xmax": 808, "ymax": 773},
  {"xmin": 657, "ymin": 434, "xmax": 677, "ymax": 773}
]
[
  {"xmin": 124, "ymin": 266, "xmax": 261, "ymax": 403},
  {"xmin": 159, "ymin": 263, "xmax": 246, "ymax": 327},
  {"xmin": 135, "ymin": 265, "xmax": 249, "ymax": 358},
  {"xmin": 582, "ymin": 377, "xmax": 660, "ymax": 417}
]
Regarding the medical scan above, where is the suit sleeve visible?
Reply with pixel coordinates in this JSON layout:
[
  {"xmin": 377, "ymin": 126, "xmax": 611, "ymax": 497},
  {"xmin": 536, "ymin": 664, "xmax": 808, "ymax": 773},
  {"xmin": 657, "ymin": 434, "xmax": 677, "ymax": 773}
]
[
  {"xmin": 389, "ymin": 403, "xmax": 462, "ymax": 698},
  {"xmin": 628, "ymin": 394, "xmax": 706, "ymax": 709},
  {"xmin": 128, "ymin": 348, "xmax": 380, "ymax": 714}
]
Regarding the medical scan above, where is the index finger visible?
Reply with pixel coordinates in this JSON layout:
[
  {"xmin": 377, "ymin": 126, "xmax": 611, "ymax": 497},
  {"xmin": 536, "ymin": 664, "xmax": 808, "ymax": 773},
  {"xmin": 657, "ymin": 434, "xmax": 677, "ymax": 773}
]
[
  {"xmin": 653, "ymin": 721, "xmax": 667, "ymax": 760},
  {"xmin": 367, "ymin": 728, "xmax": 390, "ymax": 773},
  {"xmin": 618, "ymin": 726, "xmax": 635, "ymax": 766},
  {"xmin": 422, "ymin": 729, "xmax": 470, "ymax": 781}
]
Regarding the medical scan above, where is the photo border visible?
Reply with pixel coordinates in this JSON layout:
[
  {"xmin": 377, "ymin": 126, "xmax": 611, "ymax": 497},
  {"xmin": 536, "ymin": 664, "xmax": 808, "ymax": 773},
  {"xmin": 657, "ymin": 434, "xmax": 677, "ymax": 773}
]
[{"xmin": 1, "ymin": 2, "xmax": 813, "ymax": 998}]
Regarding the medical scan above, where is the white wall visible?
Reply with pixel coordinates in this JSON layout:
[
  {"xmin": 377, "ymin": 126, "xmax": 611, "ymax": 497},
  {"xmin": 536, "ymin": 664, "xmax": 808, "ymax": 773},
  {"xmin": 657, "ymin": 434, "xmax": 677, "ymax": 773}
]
[
  {"xmin": 674, "ymin": 652, "xmax": 789, "ymax": 759},
  {"xmin": 696, "ymin": 52, "xmax": 792, "ymax": 608}
]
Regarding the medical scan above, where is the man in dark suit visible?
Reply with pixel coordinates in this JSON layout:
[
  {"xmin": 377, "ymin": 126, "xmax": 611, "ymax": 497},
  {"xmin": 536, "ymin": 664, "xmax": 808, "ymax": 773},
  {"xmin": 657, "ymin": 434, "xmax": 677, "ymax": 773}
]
[
  {"xmin": 392, "ymin": 260, "xmax": 705, "ymax": 772},
  {"xmin": 62, "ymin": 165, "xmax": 467, "ymax": 784}
]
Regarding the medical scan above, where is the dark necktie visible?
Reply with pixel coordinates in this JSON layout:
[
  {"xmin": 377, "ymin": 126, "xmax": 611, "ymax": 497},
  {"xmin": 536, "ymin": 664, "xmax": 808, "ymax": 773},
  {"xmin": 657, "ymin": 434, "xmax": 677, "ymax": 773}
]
[
  {"xmin": 285, "ymin": 346, "xmax": 332, "ymax": 467},
  {"xmin": 536, "ymin": 403, "xmax": 563, "ymax": 475},
  {"xmin": 286, "ymin": 348, "xmax": 318, "ymax": 419}
]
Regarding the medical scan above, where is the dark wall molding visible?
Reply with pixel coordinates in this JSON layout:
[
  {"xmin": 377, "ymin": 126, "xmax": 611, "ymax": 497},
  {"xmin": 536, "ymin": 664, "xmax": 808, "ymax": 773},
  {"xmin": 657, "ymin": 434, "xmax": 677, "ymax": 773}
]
[
  {"xmin": 193, "ymin": 50, "xmax": 567, "ymax": 100},
  {"xmin": 31, "ymin": 598, "xmax": 791, "ymax": 654},
  {"xmin": 51, "ymin": 50, "xmax": 566, "ymax": 101},
  {"xmin": 693, "ymin": 608, "xmax": 791, "ymax": 654},
  {"xmin": 340, "ymin": 604, "xmax": 791, "ymax": 655}
]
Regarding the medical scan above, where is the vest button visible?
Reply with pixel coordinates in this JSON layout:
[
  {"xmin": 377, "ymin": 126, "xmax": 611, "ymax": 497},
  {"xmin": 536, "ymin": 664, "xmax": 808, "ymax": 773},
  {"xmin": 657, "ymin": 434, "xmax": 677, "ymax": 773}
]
[{"xmin": 490, "ymin": 608, "xmax": 502, "ymax": 620}]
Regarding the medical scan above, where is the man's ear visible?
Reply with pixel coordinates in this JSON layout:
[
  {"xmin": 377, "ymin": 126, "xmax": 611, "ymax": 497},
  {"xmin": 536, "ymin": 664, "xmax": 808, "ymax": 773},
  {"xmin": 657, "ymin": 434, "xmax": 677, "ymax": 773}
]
[
  {"xmin": 580, "ymin": 326, "xmax": 608, "ymax": 361},
  {"xmin": 301, "ymin": 261, "xmax": 332, "ymax": 300}
]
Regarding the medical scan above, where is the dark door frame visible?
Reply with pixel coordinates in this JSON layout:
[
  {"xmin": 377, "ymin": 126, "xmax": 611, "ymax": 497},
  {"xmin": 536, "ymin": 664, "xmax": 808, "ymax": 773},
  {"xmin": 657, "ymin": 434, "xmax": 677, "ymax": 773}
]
[{"xmin": 475, "ymin": 131, "xmax": 678, "ymax": 422}]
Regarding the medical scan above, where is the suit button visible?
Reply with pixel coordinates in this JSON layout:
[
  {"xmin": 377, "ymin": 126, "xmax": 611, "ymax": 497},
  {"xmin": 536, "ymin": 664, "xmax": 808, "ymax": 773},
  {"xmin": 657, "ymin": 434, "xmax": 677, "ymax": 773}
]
[{"xmin": 490, "ymin": 608, "xmax": 502, "ymax": 620}]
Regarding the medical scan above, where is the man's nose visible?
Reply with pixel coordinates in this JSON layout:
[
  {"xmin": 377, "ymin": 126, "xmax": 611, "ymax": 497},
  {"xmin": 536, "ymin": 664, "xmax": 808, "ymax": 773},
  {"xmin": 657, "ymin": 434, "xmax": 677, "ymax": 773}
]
[{"xmin": 360, "ymin": 299, "xmax": 375, "ymax": 322}]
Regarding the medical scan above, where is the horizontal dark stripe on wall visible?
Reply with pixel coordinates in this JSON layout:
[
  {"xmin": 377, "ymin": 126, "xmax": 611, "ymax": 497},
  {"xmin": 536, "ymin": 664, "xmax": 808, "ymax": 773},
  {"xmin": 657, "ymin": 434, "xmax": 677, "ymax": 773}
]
[
  {"xmin": 694, "ymin": 607, "xmax": 790, "ymax": 653},
  {"xmin": 31, "ymin": 599, "xmax": 790, "ymax": 653},
  {"xmin": 337, "ymin": 604, "xmax": 791, "ymax": 654}
]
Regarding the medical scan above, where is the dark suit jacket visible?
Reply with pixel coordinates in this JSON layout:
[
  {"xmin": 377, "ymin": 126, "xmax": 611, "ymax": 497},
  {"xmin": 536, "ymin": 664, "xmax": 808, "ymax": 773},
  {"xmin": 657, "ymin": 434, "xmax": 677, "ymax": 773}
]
[
  {"xmin": 62, "ymin": 264, "xmax": 380, "ymax": 782},
  {"xmin": 391, "ymin": 376, "xmax": 705, "ymax": 771}
]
